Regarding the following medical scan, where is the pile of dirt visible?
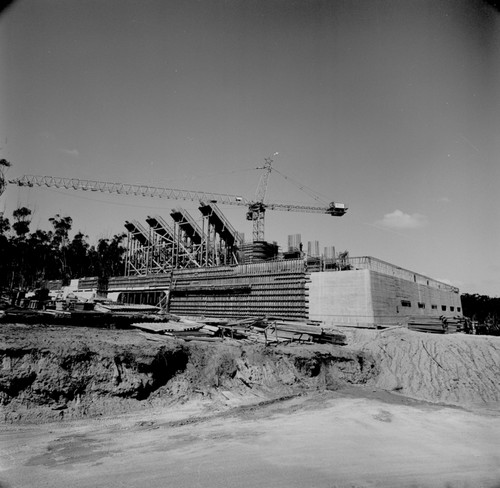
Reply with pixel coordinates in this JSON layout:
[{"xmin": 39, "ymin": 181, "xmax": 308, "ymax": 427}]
[
  {"xmin": 2, "ymin": 323, "xmax": 499, "ymax": 424},
  {"xmin": 0, "ymin": 323, "xmax": 377, "ymax": 423},
  {"xmin": 345, "ymin": 327, "xmax": 500, "ymax": 408}
]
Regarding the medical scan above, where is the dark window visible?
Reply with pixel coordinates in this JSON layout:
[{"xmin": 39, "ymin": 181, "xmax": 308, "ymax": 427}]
[
  {"xmin": 401, "ymin": 300, "xmax": 412, "ymax": 307},
  {"xmin": 418, "ymin": 302, "xmax": 425, "ymax": 309},
  {"xmin": 118, "ymin": 291, "xmax": 166, "ymax": 306},
  {"xmin": 457, "ymin": 307, "xmax": 461, "ymax": 312},
  {"xmin": 450, "ymin": 306, "xmax": 454, "ymax": 312},
  {"xmin": 441, "ymin": 305, "xmax": 447, "ymax": 311},
  {"xmin": 431, "ymin": 304, "xmax": 437, "ymax": 310}
]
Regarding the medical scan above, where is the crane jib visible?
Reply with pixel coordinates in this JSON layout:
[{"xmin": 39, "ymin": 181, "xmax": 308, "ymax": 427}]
[
  {"xmin": 8, "ymin": 174, "xmax": 347, "ymax": 216},
  {"xmin": 6, "ymin": 172, "xmax": 347, "ymax": 243}
]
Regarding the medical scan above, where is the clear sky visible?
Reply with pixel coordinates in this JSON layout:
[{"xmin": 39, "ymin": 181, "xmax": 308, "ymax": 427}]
[{"xmin": 1, "ymin": 0, "xmax": 499, "ymax": 296}]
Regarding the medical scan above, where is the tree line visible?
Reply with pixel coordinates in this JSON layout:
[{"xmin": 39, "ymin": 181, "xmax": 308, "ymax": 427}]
[
  {"xmin": 461, "ymin": 293, "xmax": 500, "ymax": 332},
  {"xmin": 0, "ymin": 207, "xmax": 126, "ymax": 291}
]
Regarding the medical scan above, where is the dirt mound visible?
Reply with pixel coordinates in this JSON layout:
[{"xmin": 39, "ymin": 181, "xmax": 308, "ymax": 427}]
[
  {"xmin": 3, "ymin": 323, "xmax": 499, "ymax": 424},
  {"xmin": 0, "ymin": 324, "xmax": 377, "ymax": 423},
  {"xmin": 345, "ymin": 327, "xmax": 500, "ymax": 408}
]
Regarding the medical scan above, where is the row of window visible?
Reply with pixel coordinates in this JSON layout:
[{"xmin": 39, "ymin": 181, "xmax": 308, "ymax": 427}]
[
  {"xmin": 400, "ymin": 300, "xmax": 460, "ymax": 313},
  {"xmin": 118, "ymin": 291, "xmax": 166, "ymax": 306}
]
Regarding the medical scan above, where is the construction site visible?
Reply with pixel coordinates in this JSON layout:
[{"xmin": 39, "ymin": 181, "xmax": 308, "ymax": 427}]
[
  {"xmin": 3, "ymin": 155, "xmax": 463, "ymax": 332},
  {"xmin": 67, "ymin": 212, "xmax": 463, "ymax": 331},
  {"xmin": 1, "ymin": 160, "xmax": 499, "ymax": 488}
]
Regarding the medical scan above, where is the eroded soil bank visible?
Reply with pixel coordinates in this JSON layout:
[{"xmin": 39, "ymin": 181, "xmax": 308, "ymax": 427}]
[
  {"xmin": 3, "ymin": 324, "xmax": 500, "ymax": 487},
  {"xmin": 2, "ymin": 324, "xmax": 500, "ymax": 424},
  {"xmin": 1, "ymin": 323, "xmax": 377, "ymax": 423}
]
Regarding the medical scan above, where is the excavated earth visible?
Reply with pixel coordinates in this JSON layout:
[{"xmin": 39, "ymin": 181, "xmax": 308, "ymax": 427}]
[
  {"xmin": 1, "ymin": 323, "xmax": 500, "ymax": 423},
  {"xmin": 0, "ymin": 323, "xmax": 378, "ymax": 423},
  {"xmin": 2, "ymin": 323, "xmax": 500, "ymax": 488},
  {"xmin": 345, "ymin": 327, "xmax": 500, "ymax": 409}
]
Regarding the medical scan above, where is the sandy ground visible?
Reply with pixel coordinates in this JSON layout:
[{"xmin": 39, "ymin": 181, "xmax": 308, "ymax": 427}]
[
  {"xmin": 2, "ymin": 325, "xmax": 500, "ymax": 487},
  {"xmin": 2, "ymin": 388, "xmax": 500, "ymax": 488}
]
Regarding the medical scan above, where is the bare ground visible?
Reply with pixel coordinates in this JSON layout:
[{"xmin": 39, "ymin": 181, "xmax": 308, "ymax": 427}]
[
  {"xmin": 344, "ymin": 327, "xmax": 500, "ymax": 410},
  {"xmin": 0, "ymin": 323, "xmax": 377, "ymax": 423},
  {"xmin": 1, "ymin": 323, "xmax": 500, "ymax": 487}
]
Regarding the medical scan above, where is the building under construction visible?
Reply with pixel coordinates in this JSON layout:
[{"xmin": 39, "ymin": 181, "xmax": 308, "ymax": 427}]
[
  {"xmin": 3, "ymin": 159, "xmax": 462, "ymax": 328},
  {"xmin": 70, "ymin": 201, "xmax": 462, "ymax": 329}
]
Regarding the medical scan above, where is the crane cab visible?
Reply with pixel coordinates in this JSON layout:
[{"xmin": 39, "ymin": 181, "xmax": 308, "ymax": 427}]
[{"xmin": 328, "ymin": 202, "xmax": 348, "ymax": 216}]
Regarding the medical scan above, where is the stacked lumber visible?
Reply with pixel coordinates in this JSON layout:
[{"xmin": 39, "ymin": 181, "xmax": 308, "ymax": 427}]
[
  {"xmin": 129, "ymin": 314, "xmax": 346, "ymax": 346},
  {"xmin": 407, "ymin": 315, "xmax": 462, "ymax": 334},
  {"xmin": 0, "ymin": 308, "xmax": 68, "ymax": 325},
  {"xmin": 130, "ymin": 320, "xmax": 202, "ymax": 334},
  {"xmin": 219, "ymin": 316, "xmax": 346, "ymax": 345},
  {"xmin": 130, "ymin": 317, "xmax": 223, "ymax": 342},
  {"xmin": 94, "ymin": 302, "xmax": 161, "ymax": 314}
]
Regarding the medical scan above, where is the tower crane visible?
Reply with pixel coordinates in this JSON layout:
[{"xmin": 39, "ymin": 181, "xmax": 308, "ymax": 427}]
[
  {"xmin": 246, "ymin": 152, "xmax": 276, "ymax": 241},
  {"xmin": 0, "ymin": 157, "xmax": 348, "ymax": 242}
]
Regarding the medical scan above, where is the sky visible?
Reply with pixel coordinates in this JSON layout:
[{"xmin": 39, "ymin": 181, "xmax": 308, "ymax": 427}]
[{"xmin": 1, "ymin": 0, "xmax": 499, "ymax": 296}]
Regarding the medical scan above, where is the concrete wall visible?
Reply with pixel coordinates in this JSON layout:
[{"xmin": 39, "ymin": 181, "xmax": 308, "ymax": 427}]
[
  {"xmin": 308, "ymin": 269, "xmax": 463, "ymax": 328},
  {"xmin": 308, "ymin": 270, "xmax": 374, "ymax": 327},
  {"xmin": 369, "ymin": 271, "xmax": 462, "ymax": 326}
]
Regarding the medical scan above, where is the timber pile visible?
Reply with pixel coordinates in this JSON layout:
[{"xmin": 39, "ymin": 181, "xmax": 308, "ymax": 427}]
[
  {"xmin": 94, "ymin": 303, "xmax": 161, "ymax": 314},
  {"xmin": 130, "ymin": 315, "xmax": 346, "ymax": 346},
  {"xmin": 407, "ymin": 315, "xmax": 464, "ymax": 334},
  {"xmin": 219, "ymin": 316, "xmax": 346, "ymax": 345},
  {"xmin": 130, "ymin": 317, "xmax": 223, "ymax": 342}
]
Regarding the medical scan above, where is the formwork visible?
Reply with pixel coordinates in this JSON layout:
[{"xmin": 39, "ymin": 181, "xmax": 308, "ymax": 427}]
[{"xmin": 105, "ymin": 259, "xmax": 309, "ymax": 320}]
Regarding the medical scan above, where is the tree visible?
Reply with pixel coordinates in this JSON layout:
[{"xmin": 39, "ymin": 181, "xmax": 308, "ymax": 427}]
[
  {"xmin": 9, "ymin": 207, "xmax": 33, "ymax": 289},
  {"xmin": 0, "ymin": 213, "xmax": 10, "ymax": 234},
  {"xmin": 0, "ymin": 158, "xmax": 11, "ymax": 197},
  {"xmin": 26, "ymin": 229, "xmax": 57, "ymax": 283},
  {"xmin": 48, "ymin": 214, "xmax": 73, "ymax": 283},
  {"xmin": 12, "ymin": 207, "xmax": 32, "ymax": 237},
  {"xmin": 461, "ymin": 293, "xmax": 500, "ymax": 335},
  {"xmin": 0, "ymin": 213, "xmax": 12, "ymax": 288},
  {"xmin": 49, "ymin": 214, "xmax": 73, "ymax": 249},
  {"xmin": 0, "ymin": 208, "xmax": 127, "ymax": 293},
  {"xmin": 94, "ymin": 234, "xmax": 127, "ymax": 293},
  {"xmin": 95, "ymin": 233, "xmax": 126, "ymax": 276},
  {"xmin": 67, "ymin": 232, "xmax": 93, "ymax": 278}
]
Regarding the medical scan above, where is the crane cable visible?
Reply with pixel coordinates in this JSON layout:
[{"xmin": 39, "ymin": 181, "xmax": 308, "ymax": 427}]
[{"xmin": 270, "ymin": 166, "xmax": 329, "ymax": 205}]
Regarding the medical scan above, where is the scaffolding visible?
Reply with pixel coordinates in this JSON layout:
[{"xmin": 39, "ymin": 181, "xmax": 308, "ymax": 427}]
[{"xmin": 125, "ymin": 203, "xmax": 244, "ymax": 276}]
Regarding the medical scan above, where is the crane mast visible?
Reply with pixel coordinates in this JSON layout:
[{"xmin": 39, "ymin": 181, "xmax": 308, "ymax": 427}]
[{"xmin": 246, "ymin": 152, "xmax": 277, "ymax": 242}]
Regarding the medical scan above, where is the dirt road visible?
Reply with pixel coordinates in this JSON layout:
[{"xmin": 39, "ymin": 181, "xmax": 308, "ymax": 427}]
[{"xmin": 2, "ymin": 389, "xmax": 499, "ymax": 488}]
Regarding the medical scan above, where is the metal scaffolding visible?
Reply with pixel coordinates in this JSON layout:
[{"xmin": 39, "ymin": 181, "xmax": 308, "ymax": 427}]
[{"xmin": 125, "ymin": 203, "xmax": 243, "ymax": 276}]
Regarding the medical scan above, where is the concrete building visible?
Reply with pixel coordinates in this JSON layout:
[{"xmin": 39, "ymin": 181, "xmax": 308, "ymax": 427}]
[
  {"xmin": 68, "ymin": 254, "xmax": 462, "ymax": 329},
  {"xmin": 308, "ymin": 256, "xmax": 462, "ymax": 328}
]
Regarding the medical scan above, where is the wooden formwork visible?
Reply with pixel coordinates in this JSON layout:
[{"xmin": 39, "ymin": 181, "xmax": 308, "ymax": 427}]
[
  {"xmin": 168, "ymin": 259, "xmax": 309, "ymax": 319},
  {"xmin": 90, "ymin": 259, "xmax": 309, "ymax": 320}
]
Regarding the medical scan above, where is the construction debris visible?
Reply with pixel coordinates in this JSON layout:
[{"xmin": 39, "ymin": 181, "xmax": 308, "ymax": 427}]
[
  {"xmin": 407, "ymin": 315, "xmax": 465, "ymax": 334},
  {"xmin": 169, "ymin": 316, "xmax": 348, "ymax": 345}
]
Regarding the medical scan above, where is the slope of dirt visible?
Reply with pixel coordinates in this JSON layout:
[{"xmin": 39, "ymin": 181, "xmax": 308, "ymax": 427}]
[
  {"xmin": 0, "ymin": 323, "xmax": 377, "ymax": 423},
  {"xmin": 345, "ymin": 327, "xmax": 500, "ymax": 408},
  {"xmin": 2, "ymin": 323, "xmax": 500, "ymax": 424}
]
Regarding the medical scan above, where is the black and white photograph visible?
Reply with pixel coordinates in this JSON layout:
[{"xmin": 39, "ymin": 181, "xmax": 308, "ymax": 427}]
[{"xmin": 1, "ymin": 1, "xmax": 499, "ymax": 486}]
